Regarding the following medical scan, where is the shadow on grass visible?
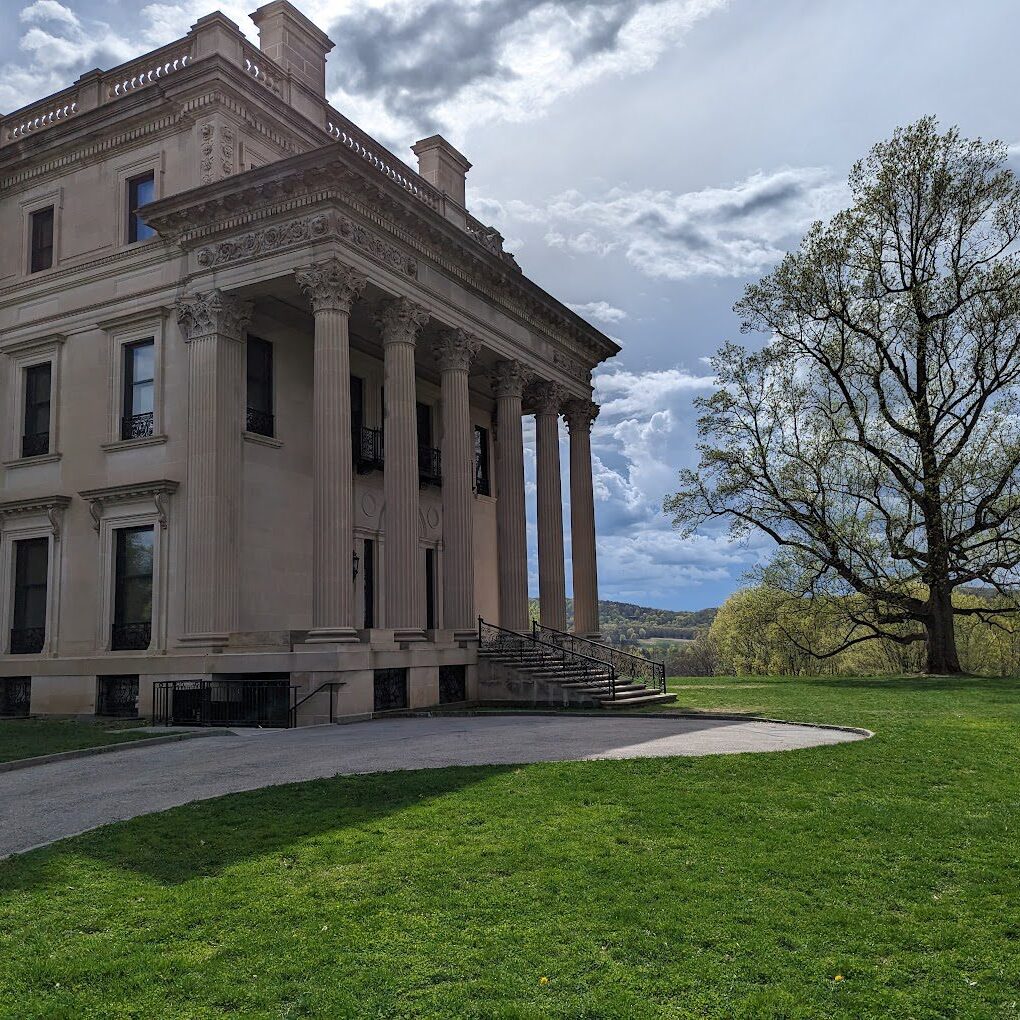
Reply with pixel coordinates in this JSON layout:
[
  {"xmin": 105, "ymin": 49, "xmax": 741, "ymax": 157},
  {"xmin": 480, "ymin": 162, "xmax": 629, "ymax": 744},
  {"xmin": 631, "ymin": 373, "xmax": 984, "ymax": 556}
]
[
  {"xmin": 0, "ymin": 764, "xmax": 513, "ymax": 890},
  {"xmin": 802, "ymin": 674, "xmax": 1020, "ymax": 693}
]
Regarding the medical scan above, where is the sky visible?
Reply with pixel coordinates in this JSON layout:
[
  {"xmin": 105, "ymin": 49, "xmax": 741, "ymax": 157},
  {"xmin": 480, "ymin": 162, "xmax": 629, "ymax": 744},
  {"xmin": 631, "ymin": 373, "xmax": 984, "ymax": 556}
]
[{"xmin": 3, "ymin": 0, "xmax": 1020, "ymax": 611}]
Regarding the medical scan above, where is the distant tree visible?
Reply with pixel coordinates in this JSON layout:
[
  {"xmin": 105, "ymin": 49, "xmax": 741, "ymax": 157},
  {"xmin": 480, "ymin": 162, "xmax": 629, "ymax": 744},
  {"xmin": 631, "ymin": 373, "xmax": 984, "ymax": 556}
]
[{"xmin": 666, "ymin": 119, "xmax": 1020, "ymax": 675}]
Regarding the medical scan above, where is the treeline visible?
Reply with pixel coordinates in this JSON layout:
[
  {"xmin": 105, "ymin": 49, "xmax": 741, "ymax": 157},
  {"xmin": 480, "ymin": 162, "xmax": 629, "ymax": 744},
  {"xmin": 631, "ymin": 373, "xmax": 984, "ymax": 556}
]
[
  {"xmin": 662, "ymin": 587, "xmax": 1020, "ymax": 677},
  {"xmin": 527, "ymin": 599, "xmax": 716, "ymax": 646}
]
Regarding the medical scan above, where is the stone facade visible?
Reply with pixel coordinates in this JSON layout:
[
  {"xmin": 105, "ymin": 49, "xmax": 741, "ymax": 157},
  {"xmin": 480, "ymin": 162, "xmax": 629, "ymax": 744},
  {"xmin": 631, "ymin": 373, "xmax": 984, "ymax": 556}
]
[{"xmin": 0, "ymin": 2, "xmax": 617, "ymax": 723}]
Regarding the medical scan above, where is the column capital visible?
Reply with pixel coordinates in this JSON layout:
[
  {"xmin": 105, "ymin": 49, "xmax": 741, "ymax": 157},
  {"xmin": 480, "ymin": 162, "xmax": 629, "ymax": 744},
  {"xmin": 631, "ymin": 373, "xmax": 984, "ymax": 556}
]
[
  {"xmin": 295, "ymin": 258, "xmax": 367, "ymax": 314},
  {"xmin": 376, "ymin": 297, "xmax": 430, "ymax": 346},
  {"xmin": 563, "ymin": 398, "xmax": 600, "ymax": 433},
  {"xmin": 527, "ymin": 380, "xmax": 567, "ymax": 416},
  {"xmin": 434, "ymin": 327, "xmax": 481, "ymax": 373},
  {"xmin": 176, "ymin": 289, "xmax": 253, "ymax": 343},
  {"xmin": 491, "ymin": 359, "xmax": 531, "ymax": 399}
]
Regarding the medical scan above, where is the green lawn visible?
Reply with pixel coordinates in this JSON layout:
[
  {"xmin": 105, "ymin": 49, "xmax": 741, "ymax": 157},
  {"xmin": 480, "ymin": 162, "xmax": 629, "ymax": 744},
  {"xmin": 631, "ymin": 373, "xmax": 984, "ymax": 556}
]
[
  {"xmin": 0, "ymin": 718, "xmax": 153, "ymax": 764},
  {"xmin": 1, "ymin": 676, "xmax": 1018, "ymax": 1019}
]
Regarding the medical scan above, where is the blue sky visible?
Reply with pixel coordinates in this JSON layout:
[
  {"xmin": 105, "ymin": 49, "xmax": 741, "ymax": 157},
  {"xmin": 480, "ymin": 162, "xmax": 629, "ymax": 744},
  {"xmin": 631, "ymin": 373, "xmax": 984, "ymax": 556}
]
[{"xmin": 3, "ymin": 0, "xmax": 1019, "ymax": 610}]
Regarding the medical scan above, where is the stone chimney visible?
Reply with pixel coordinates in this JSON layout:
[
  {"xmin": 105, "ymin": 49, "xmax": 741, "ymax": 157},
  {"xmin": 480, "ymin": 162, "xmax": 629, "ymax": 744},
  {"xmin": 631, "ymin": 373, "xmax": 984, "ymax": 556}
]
[
  {"xmin": 411, "ymin": 135, "xmax": 472, "ymax": 208},
  {"xmin": 250, "ymin": 1, "xmax": 334, "ymax": 98}
]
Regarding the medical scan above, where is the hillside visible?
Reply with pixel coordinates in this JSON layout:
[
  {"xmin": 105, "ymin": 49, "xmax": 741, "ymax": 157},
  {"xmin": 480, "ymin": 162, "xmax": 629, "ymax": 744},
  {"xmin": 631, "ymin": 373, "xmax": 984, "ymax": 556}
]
[{"xmin": 528, "ymin": 599, "xmax": 716, "ymax": 646}]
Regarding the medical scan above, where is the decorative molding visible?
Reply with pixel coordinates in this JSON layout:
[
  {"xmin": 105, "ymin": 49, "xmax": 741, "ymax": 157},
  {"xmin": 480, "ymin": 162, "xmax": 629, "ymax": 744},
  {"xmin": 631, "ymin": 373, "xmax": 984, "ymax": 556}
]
[
  {"xmin": 0, "ymin": 495, "xmax": 71, "ymax": 537},
  {"xmin": 197, "ymin": 215, "xmax": 329, "ymax": 268},
  {"xmin": 339, "ymin": 216, "xmax": 417, "ymax": 276},
  {"xmin": 294, "ymin": 257, "xmax": 367, "ymax": 314},
  {"xmin": 491, "ymin": 359, "xmax": 531, "ymax": 400},
  {"xmin": 562, "ymin": 398, "xmax": 600, "ymax": 433},
  {"xmin": 376, "ymin": 297, "xmax": 429, "ymax": 346},
  {"xmin": 553, "ymin": 350, "xmax": 592, "ymax": 384},
  {"xmin": 78, "ymin": 479, "xmax": 179, "ymax": 532},
  {"xmin": 177, "ymin": 289, "xmax": 253, "ymax": 343},
  {"xmin": 434, "ymin": 327, "xmax": 481, "ymax": 373},
  {"xmin": 527, "ymin": 380, "xmax": 567, "ymax": 416}
]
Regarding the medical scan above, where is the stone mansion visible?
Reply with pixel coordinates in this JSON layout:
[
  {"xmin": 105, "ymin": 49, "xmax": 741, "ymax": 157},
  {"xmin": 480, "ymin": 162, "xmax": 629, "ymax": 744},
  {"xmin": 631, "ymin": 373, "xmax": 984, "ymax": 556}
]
[{"xmin": 0, "ymin": 2, "xmax": 647, "ymax": 724}]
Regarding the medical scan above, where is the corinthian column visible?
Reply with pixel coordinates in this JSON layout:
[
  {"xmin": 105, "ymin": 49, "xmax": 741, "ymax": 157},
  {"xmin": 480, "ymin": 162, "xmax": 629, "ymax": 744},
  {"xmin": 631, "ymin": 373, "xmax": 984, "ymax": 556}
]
[
  {"xmin": 378, "ymin": 297, "xmax": 430, "ymax": 639},
  {"xmin": 295, "ymin": 258, "xmax": 366, "ymax": 642},
  {"xmin": 492, "ymin": 360, "xmax": 530, "ymax": 632},
  {"xmin": 177, "ymin": 289, "xmax": 252, "ymax": 643},
  {"xmin": 564, "ymin": 399, "xmax": 601, "ymax": 638},
  {"xmin": 529, "ymin": 381, "xmax": 567, "ymax": 631},
  {"xmin": 435, "ymin": 328, "xmax": 481, "ymax": 636}
]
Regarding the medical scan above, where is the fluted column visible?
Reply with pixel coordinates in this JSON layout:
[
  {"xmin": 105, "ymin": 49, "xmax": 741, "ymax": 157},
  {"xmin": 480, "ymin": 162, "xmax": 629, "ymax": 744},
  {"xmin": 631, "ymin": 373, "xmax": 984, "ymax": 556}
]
[
  {"xmin": 529, "ymin": 381, "xmax": 567, "ymax": 631},
  {"xmin": 492, "ymin": 360, "xmax": 530, "ymax": 632},
  {"xmin": 564, "ymin": 399, "xmax": 601, "ymax": 638},
  {"xmin": 295, "ymin": 259, "xmax": 367, "ymax": 642},
  {"xmin": 379, "ymin": 298, "xmax": 430, "ymax": 638},
  {"xmin": 177, "ymin": 290, "xmax": 252, "ymax": 643},
  {"xmin": 436, "ymin": 328, "xmax": 481, "ymax": 635}
]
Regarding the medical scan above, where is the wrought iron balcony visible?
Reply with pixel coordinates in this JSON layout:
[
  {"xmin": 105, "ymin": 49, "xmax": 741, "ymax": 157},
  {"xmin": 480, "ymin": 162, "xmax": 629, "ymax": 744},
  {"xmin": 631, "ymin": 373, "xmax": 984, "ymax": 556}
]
[
  {"xmin": 418, "ymin": 445, "xmax": 442, "ymax": 487},
  {"xmin": 20, "ymin": 431, "xmax": 49, "ymax": 458},
  {"xmin": 354, "ymin": 426, "xmax": 384, "ymax": 473},
  {"xmin": 474, "ymin": 458, "xmax": 491, "ymax": 496},
  {"xmin": 111, "ymin": 622, "xmax": 151, "ymax": 651},
  {"xmin": 9, "ymin": 627, "xmax": 44, "ymax": 654},
  {"xmin": 121, "ymin": 411, "xmax": 154, "ymax": 441},
  {"xmin": 246, "ymin": 406, "xmax": 274, "ymax": 437}
]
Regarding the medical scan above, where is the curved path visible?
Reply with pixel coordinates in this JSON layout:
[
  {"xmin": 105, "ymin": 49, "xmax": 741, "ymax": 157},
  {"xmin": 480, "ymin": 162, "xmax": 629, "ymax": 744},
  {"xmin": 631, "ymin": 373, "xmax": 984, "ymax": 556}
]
[{"xmin": 0, "ymin": 714, "xmax": 867, "ymax": 858}]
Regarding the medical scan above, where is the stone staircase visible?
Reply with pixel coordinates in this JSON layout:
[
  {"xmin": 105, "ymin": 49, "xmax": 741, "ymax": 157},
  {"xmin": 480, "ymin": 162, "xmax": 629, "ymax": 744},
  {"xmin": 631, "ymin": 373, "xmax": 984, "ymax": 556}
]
[{"xmin": 477, "ymin": 619, "xmax": 676, "ymax": 709}]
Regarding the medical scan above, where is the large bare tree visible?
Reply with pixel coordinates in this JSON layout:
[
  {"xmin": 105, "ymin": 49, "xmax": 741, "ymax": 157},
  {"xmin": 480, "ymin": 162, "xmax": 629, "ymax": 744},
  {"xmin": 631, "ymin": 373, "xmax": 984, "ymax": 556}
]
[{"xmin": 665, "ymin": 119, "xmax": 1020, "ymax": 674}]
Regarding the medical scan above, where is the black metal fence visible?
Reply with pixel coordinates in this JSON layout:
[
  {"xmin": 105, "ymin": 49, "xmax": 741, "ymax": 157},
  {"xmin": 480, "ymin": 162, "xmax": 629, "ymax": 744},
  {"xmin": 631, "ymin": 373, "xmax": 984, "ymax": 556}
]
[
  {"xmin": 153, "ymin": 678, "xmax": 295, "ymax": 728},
  {"xmin": 354, "ymin": 426, "xmax": 384, "ymax": 473},
  {"xmin": 0, "ymin": 677, "xmax": 31, "ymax": 717},
  {"xmin": 97, "ymin": 675, "xmax": 139, "ymax": 717},
  {"xmin": 532, "ymin": 621, "xmax": 667, "ymax": 694},
  {"xmin": 418, "ymin": 445, "xmax": 442, "ymax": 487}
]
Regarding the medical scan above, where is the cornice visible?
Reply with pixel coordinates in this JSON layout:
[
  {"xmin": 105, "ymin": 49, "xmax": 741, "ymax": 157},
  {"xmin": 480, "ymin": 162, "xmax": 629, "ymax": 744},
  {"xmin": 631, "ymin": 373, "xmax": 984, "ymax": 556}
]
[
  {"xmin": 141, "ymin": 147, "xmax": 619, "ymax": 369},
  {"xmin": 78, "ymin": 479, "xmax": 179, "ymax": 531}
]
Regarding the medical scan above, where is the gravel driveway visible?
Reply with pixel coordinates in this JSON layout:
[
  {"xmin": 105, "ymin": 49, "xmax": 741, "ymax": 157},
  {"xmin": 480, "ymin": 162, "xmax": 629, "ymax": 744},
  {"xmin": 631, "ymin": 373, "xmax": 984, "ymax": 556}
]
[{"xmin": 0, "ymin": 713, "xmax": 867, "ymax": 858}]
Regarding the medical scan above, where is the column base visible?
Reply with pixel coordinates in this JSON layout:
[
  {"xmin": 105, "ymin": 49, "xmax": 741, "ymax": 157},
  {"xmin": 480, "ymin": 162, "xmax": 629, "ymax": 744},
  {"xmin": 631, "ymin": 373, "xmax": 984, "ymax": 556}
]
[
  {"xmin": 304, "ymin": 627, "xmax": 361, "ymax": 644},
  {"xmin": 392, "ymin": 627, "xmax": 427, "ymax": 643},
  {"xmin": 177, "ymin": 632, "xmax": 230, "ymax": 650},
  {"xmin": 452, "ymin": 627, "xmax": 480, "ymax": 644}
]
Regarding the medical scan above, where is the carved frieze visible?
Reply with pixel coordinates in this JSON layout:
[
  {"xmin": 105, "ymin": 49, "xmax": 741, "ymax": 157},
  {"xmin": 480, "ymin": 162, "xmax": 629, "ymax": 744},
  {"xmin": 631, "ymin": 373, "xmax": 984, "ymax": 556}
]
[
  {"xmin": 339, "ymin": 216, "xmax": 418, "ymax": 276},
  {"xmin": 196, "ymin": 216, "xmax": 330, "ymax": 268}
]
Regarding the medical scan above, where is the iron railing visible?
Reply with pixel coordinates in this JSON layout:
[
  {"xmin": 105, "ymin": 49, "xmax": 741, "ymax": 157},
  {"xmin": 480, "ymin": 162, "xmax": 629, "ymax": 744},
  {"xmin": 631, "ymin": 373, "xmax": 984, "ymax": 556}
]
[
  {"xmin": 354, "ymin": 426, "xmax": 384, "ymax": 473},
  {"xmin": 121, "ymin": 411, "xmax": 154, "ymax": 441},
  {"xmin": 153, "ymin": 678, "xmax": 298, "ymax": 728},
  {"xmin": 419, "ymin": 445, "xmax": 442, "ymax": 487},
  {"xmin": 246, "ymin": 407, "xmax": 274, "ymax": 437},
  {"xmin": 21, "ymin": 432, "xmax": 49, "ymax": 458},
  {"xmin": 111, "ymin": 622, "xmax": 151, "ymax": 651},
  {"xmin": 532, "ymin": 621, "xmax": 667, "ymax": 694},
  {"xmin": 0, "ymin": 677, "xmax": 31, "ymax": 716},
  {"xmin": 97, "ymin": 675, "xmax": 139, "ymax": 717},
  {"xmin": 9, "ymin": 627, "xmax": 44, "ymax": 654},
  {"xmin": 478, "ymin": 617, "xmax": 617, "ymax": 699},
  {"xmin": 289, "ymin": 681, "xmax": 342, "ymax": 727}
]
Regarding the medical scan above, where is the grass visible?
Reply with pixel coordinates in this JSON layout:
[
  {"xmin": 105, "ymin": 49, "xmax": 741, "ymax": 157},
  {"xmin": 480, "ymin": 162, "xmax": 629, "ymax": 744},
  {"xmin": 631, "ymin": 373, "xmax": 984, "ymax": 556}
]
[
  {"xmin": 0, "ymin": 717, "xmax": 154, "ymax": 764},
  {"xmin": 1, "ymin": 676, "xmax": 1018, "ymax": 1018}
]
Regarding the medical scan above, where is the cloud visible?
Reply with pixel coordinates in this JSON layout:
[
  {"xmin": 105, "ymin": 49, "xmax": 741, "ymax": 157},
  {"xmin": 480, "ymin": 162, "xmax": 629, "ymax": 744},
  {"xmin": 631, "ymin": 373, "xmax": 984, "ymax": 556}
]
[
  {"xmin": 325, "ymin": 0, "xmax": 728, "ymax": 146},
  {"xmin": 566, "ymin": 300, "xmax": 628, "ymax": 324},
  {"xmin": 498, "ymin": 167, "xmax": 848, "ymax": 280},
  {"xmin": 594, "ymin": 366, "xmax": 715, "ymax": 416}
]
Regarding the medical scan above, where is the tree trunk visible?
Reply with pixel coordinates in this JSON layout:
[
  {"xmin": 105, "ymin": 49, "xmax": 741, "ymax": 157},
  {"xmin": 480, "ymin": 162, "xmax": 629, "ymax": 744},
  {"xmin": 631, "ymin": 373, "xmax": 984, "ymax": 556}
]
[{"xmin": 923, "ymin": 589, "xmax": 963, "ymax": 675}]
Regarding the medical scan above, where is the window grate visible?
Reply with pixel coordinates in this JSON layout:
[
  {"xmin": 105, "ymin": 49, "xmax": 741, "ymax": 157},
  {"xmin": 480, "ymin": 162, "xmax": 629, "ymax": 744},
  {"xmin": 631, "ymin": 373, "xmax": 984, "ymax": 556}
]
[{"xmin": 373, "ymin": 668, "xmax": 408, "ymax": 712}]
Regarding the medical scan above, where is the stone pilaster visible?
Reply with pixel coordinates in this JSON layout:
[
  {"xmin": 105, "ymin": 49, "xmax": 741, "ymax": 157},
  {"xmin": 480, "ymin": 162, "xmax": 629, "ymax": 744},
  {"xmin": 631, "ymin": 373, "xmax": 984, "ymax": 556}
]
[
  {"xmin": 435, "ymin": 328, "xmax": 481, "ymax": 636},
  {"xmin": 492, "ymin": 359, "xmax": 531, "ymax": 632},
  {"xmin": 564, "ymin": 398, "xmax": 601, "ymax": 638},
  {"xmin": 295, "ymin": 258, "xmax": 367, "ymax": 642},
  {"xmin": 378, "ymin": 297, "xmax": 430, "ymax": 638},
  {"xmin": 529, "ymin": 381, "xmax": 567, "ymax": 632},
  {"xmin": 176, "ymin": 289, "xmax": 252, "ymax": 643}
]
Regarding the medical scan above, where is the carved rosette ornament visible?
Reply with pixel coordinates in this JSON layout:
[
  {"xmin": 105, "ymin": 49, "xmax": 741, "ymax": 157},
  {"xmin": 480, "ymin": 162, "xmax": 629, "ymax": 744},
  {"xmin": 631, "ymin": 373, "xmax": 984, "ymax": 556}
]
[
  {"xmin": 562, "ymin": 398, "xmax": 600, "ymax": 433},
  {"xmin": 434, "ymin": 328, "xmax": 481, "ymax": 373},
  {"xmin": 527, "ymin": 380, "xmax": 566, "ymax": 416},
  {"xmin": 176, "ymin": 289, "xmax": 253, "ymax": 343},
  {"xmin": 491, "ymin": 359, "xmax": 531, "ymax": 399},
  {"xmin": 376, "ymin": 297, "xmax": 430, "ymax": 346},
  {"xmin": 294, "ymin": 259, "xmax": 367, "ymax": 315}
]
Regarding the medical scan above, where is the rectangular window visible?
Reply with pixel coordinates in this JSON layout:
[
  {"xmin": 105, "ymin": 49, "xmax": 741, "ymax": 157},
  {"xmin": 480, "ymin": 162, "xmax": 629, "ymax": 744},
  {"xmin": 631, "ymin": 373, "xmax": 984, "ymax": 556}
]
[
  {"xmin": 246, "ymin": 336, "xmax": 274, "ymax": 437},
  {"xmin": 416, "ymin": 402, "xmax": 433, "ymax": 449},
  {"xmin": 474, "ymin": 425, "xmax": 491, "ymax": 496},
  {"xmin": 97, "ymin": 675, "xmax": 139, "ymax": 718},
  {"xmin": 425, "ymin": 548, "xmax": 436, "ymax": 630},
  {"xmin": 11, "ymin": 537, "xmax": 48, "ymax": 654},
  {"xmin": 121, "ymin": 339, "xmax": 155, "ymax": 440},
  {"xmin": 439, "ymin": 665, "xmax": 466, "ymax": 704},
  {"xmin": 373, "ymin": 668, "xmax": 408, "ymax": 712},
  {"xmin": 363, "ymin": 538, "xmax": 375, "ymax": 629},
  {"xmin": 111, "ymin": 526, "xmax": 154, "ymax": 651},
  {"xmin": 127, "ymin": 172, "xmax": 156, "ymax": 243},
  {"xmin": 22, "ymin": 363, "xmax": 52, "ymax": 458},
  {"xmin": 0, "ymin": 677, "xmax": 31, "ymax": 717},
  {"xmin": 30, "ymin": 206, "xmax": 54, "ymax": 273}
]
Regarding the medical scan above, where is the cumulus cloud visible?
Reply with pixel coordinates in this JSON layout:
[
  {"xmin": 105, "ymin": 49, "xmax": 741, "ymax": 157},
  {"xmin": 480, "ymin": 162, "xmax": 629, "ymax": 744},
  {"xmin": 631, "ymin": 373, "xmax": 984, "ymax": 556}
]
[
  {"xmin": 499, "ymin": 167, "xmax": 849, "ymax": 280},
  {"xmin": 566, "ymin": 300, "xmax": 628, "ymax": 324}
]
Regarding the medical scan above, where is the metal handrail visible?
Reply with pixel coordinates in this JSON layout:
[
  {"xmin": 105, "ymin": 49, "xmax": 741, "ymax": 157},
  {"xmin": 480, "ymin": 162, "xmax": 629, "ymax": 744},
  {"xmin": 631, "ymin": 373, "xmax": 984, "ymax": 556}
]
[
  {"xmin": 289, "ymin": 681, "xmax": 342, "ymax": 727},
  {"xmin": 478, "ymin": 617, "xmax": 617, "ymax": 699},
  {"xmin": 532, "ymin": 621, "xmax": 667, "ymax": 694}
]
